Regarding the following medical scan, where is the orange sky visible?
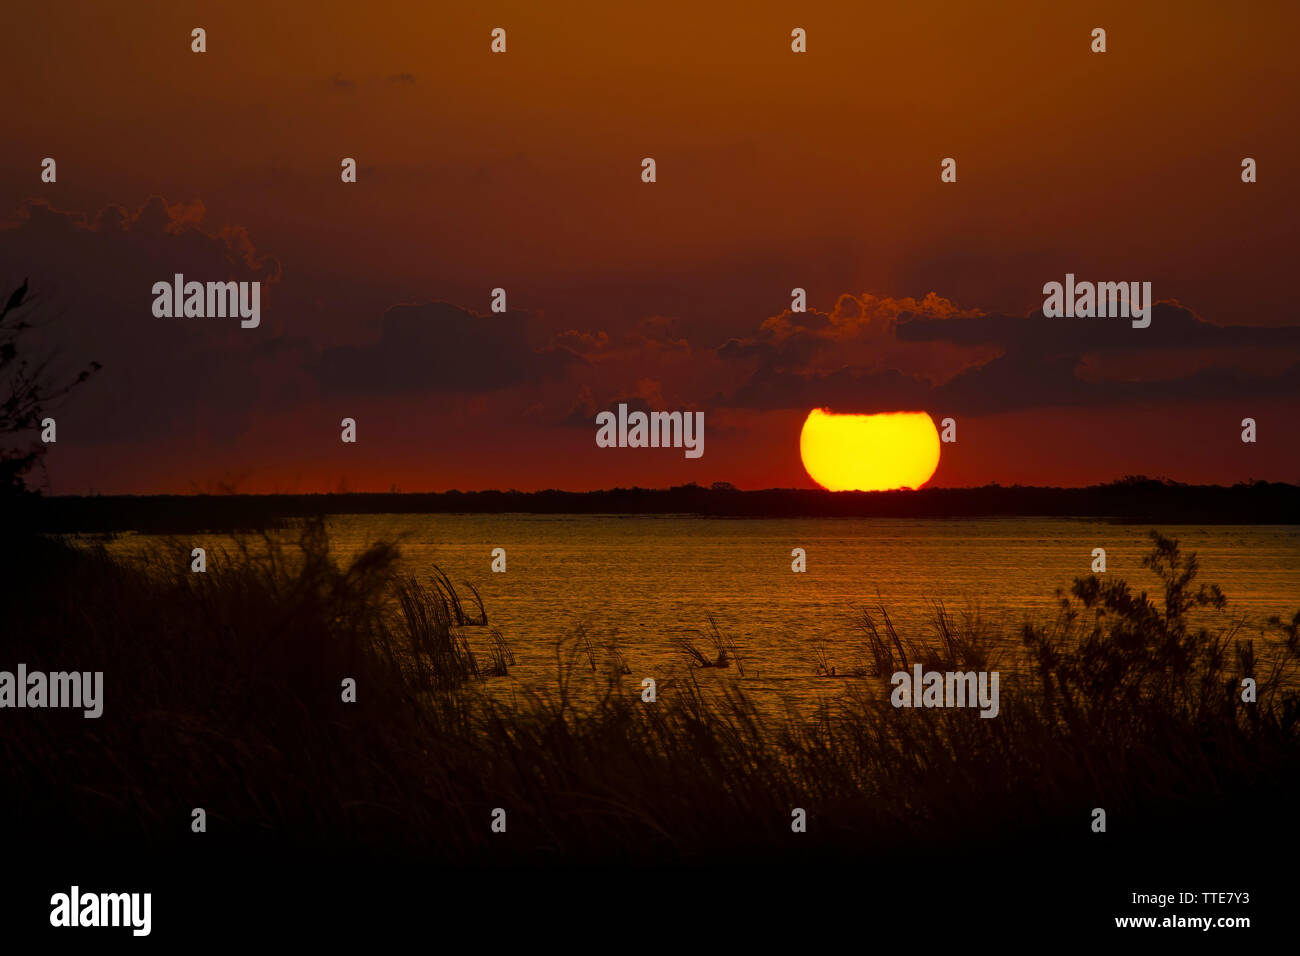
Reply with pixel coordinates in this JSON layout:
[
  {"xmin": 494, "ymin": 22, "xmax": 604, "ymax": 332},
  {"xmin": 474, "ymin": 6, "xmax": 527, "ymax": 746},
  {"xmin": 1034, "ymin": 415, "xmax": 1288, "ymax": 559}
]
[{"xmin": 2, "ymin": 0, "xmax": 1297, "ymax": 493}]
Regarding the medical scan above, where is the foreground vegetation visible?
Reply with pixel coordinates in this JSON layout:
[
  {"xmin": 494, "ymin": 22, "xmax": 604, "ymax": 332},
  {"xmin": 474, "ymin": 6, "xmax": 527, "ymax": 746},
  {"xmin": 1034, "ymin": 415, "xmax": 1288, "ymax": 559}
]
[{"xmin": 2, "ymin": 522, "xmax": 1297, "ymax": 867}]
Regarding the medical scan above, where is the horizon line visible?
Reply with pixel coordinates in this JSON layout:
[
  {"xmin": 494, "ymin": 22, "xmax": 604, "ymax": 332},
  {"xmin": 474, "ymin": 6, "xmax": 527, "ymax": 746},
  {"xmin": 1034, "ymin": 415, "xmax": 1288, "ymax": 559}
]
[{"xmin": 34, "ymin": 477, "xmax": 1300, "ymax": 499}]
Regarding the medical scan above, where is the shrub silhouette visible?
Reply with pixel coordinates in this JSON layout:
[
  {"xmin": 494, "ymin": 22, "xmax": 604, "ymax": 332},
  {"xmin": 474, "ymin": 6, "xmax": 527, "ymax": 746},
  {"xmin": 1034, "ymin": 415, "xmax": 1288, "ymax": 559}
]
[{"xmin": 0, "ymin": 278, "xmax": 100, "ymax": 496}]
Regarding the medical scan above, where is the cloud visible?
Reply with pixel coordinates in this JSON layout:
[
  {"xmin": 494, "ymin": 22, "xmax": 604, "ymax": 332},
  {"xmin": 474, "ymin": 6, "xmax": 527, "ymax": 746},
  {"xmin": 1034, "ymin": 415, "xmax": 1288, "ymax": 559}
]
[
  {"xmin": 709, "ymin": 292, "xmax": 1300, "ymax": 414},
  {"xmin": 561, "ymin": 392, "xmax": 657, "ymax": 428},
  {"xmin": 717, "ymin": 292, "xmax": 989, "ymax": 377},
  {"xmin": 625, "ymin": 315, "xmax": 691, "ymax": 355},
  {"xmin": 312, "ymin": 302, "xmax": 586, "ymax": 395},
  {"xmin": 552, "ymin": 329, "xmax": 609, "ymax": 355},
  {"xmin": 714, "ymin": 364, "xmax": 932, "ymax": 412},
  {"xmin": 908, "ymin": 301, "xmax": 1300, "ymax": 413},
  {"xmin": 1, "ymin": 199, "xmax": 592, "ymax": 452},
  {"xmin": 896, "ymin": 301, "xmax": 1300, "ymax": 354},
  {"xmin": 0, "ymin": 198, "xmax": 293, "ymax": 446},
  {"xmin": 933, "ymin": 348, "xmax": 1300, "ymax": 415}
]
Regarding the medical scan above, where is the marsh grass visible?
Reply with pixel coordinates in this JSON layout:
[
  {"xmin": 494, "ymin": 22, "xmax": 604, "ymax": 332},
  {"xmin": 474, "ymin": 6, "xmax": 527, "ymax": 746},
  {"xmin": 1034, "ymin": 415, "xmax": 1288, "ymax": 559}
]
[
  {"xmin": 3, "ymin": 522, "xmax": 1298, "ymax": 865},
  {"xmin": 674, "ymin": 614, "xmax": 744, "ymax": 674},
  {"xmin": 569, "ymin": 621, "xmax": 631, "ymax": 679},
  {"xmin": 845, "ymin": 598, "xmax": 995, "ymax": 678},
  {"xmin": 856, "ymin": 602, "xmax": 908, "ymax": 675}
]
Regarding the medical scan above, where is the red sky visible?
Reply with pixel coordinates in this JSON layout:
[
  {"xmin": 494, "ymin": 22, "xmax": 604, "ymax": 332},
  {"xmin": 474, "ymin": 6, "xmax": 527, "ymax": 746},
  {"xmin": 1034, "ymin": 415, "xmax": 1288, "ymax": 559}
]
[{"xmin": 2, "ymin": 0, "xmax": 1297, "ymax": 493}]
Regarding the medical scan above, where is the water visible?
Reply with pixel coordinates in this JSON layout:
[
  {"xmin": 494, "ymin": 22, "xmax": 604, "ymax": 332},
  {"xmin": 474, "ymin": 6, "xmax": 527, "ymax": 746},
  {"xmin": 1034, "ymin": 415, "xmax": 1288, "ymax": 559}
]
[
  {"xmin": 318, "ymin": 515, "xmax": 1300, "ymax": 711},
  {"xmin": 106, "ymin": 516, "xmax": 1300, "ymax": 713}
]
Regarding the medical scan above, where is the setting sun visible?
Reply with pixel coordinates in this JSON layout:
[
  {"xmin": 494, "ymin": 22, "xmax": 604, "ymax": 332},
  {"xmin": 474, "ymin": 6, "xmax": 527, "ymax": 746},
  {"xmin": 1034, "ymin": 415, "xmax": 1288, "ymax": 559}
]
[{"xmin": 799, "ymin": 409, "xmax": 941, "ymax": 491}]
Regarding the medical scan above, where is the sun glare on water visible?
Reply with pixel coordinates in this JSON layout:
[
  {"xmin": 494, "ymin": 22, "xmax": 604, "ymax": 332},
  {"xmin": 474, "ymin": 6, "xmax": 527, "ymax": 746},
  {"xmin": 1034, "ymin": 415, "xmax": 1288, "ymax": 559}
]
[{"xmin": 799, "ymin": 409, "xmax": 941, "ymax": 491}]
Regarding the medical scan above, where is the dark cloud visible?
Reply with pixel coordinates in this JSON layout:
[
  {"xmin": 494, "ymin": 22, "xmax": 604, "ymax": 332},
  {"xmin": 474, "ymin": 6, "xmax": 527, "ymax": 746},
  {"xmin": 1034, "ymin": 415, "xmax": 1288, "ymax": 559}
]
[
  {"xmin": 312, "ymin": 302, "xmax": 585, "ymax": 395},
  {"xmin": 560, "ymin": 393, "xmax": 657, "ymax": 429},
  {"xmin": 1, "ymin": 199, "xmax": 593, "ymax": 458},
  {"xmin": 709, "ymin": 293, "xmax": 1300, "ymax": 415},
  {"xmin": 935, "ymin": 350, "xmax": 1300, "ymax": 415},
  {"xmin": 715, "ymin": 337, "xmax": 767, "ymax": 360},
  {"xmin": 910, "ymin": 302, "xmax": 1300, "ymax": 413},
  {"xmin": 626, "ymin": 315, "xmax": 691, "ymax": 355},
  {"xmin": 713, "ymin": 364, "xmax": 932, "ymax": 413},
  {"xmin": 897, "ymin": 302, "xmax": 1300, "ymax": 353},
  {"xmin": 0, "ymin": 198, "xmax": 292, "ymax": 446}
]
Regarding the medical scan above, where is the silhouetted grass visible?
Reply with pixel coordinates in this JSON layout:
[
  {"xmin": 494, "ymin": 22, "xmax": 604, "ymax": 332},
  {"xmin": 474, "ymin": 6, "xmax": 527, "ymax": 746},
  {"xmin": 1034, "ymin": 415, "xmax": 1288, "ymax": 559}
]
[
  {"xmin": 673, "ymin": 615, "xmax": 744, "ymax": 673},
  {"xmin": 2, "ymin": 521, "xmax": 1297, "ymax": 866}
]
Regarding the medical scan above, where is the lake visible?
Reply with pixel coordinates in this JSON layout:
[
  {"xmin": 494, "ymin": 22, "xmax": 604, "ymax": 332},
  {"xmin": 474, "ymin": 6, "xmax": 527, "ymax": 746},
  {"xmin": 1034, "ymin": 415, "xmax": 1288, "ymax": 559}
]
[{"xmin": 269, "ymin": 515, "xmax": 1300, "ymax": 712}]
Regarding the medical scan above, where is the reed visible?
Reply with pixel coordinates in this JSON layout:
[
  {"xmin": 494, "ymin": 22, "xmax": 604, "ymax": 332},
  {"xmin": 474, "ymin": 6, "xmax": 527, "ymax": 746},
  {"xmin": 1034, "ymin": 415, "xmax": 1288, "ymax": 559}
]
[{"xmin": 2, "ymin": 522, "xmax": 1297, "ymax": 867}]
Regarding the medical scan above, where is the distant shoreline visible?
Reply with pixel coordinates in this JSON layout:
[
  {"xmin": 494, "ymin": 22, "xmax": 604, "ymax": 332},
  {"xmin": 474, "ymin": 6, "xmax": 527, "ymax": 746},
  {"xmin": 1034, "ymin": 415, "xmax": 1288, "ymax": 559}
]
[{"xmin": 16, "ymin": 479, "xmax": 1300, "ymax": 533}]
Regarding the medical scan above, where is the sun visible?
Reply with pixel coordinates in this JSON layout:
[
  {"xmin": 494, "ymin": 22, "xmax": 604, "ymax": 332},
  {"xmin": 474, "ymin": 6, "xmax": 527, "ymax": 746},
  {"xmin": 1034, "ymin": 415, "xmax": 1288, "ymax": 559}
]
[{"xmin": 799, "ymin": 409, "xmax": 941, "ymax": 491}]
